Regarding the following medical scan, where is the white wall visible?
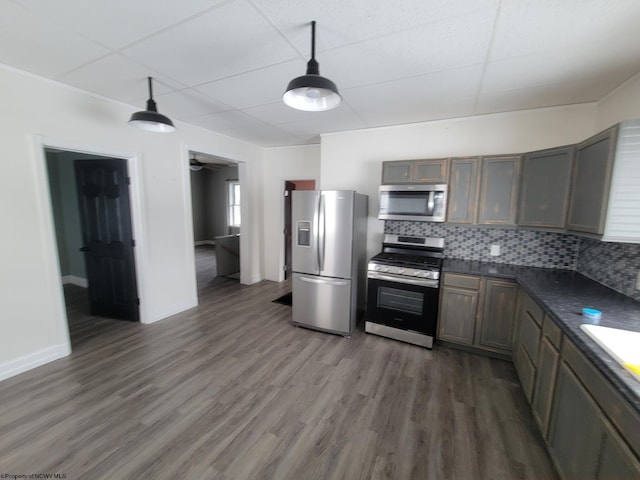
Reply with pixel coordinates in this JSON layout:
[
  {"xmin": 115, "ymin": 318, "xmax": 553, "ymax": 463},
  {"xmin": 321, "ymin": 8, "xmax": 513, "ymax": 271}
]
[
  {"xmin": 262, "ymin": 144, "xmax": 320, "ymax": 281},
  {"xmin": 597, "ymin": 73, "xmax": 640, "ymax": 130},
  {"xmin": 0, "ymin": 65, "xmax": 263, "ymax": 380},
  {"xmin": 320, "ymin": 104, "xmax": 599, "ymax": 258}
]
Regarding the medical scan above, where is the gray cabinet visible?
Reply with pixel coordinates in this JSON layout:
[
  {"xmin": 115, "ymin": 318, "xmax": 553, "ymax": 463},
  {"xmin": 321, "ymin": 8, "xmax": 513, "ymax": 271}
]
[
  {"xmin": 381, "ymin": 158, "xmax": 449, "ymax": 184},
  {"xmin": 597, "ymin": 418, "xmax": 640, "ymax": 479},
  {"xmin": 513, "ymin": 290, "xmax": 544, "ymax": 402},
  {"xmin": 413, "ymin": 158, "xmax": 449, "ymax": 183},
  {"xmin": 477, "ymin": 279, "xmax": 518, "ymax": 352},
  {"xmin": 548, "ymin": 362, "xmax": 603, "ymax": 479},
  {"xmin": 438, "ymin": 273, "xmax": 517, "ymax": 355},
  {"xmin": 381, "ymin": 160, "xmax": 413, "ymax": 184},
  {"xmin": 447, "ymin": 157, "xmax": 480, "ymax": 224},
  {"xmin": 546, "ymin": 335, "xmax": 640, "ymax": 479},
  {"xmin": 567, "ymin": 126, "xmax": 617, "ymax": 234},
  {"xmin": 478, "ymin": 155, "xmax": 521, "ymax": 225},
  {"xmin": 531, "ymin": 335, "xmax": 560, "ymax": 437},
  {"xmin": 518, "ymin": 146, "xmax": 574, "ymax": 228},
  {"xmin": 438, "ymin": 274, "xmax": 479, "ymax": 345}
]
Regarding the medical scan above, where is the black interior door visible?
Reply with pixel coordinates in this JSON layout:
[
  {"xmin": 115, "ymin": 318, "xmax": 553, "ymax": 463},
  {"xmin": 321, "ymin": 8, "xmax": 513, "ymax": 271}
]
[
  {"xmin": 284, "ymin": 181, "xmax": 296, "ymax": 280},
  {"xmin": 75, "ymin": 158, "xmax": 139, "ymax": 321}
]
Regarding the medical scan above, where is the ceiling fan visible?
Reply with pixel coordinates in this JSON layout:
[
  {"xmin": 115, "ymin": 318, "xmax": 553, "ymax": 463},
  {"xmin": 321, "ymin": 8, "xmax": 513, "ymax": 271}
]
[{"xmin": 189, "ymin": 154, "xmax": 205, "ymax": 171}]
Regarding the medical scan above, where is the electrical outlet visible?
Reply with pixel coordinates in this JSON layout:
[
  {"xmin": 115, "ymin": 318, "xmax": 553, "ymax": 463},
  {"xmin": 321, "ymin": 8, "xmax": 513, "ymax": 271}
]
[
  {"xmin": 490, "ymin": 244, "xmax": 501, "ymax": 256},
  {"xmin": 636, "ymin": 271, "xmax": 640, "ymax": 290}
]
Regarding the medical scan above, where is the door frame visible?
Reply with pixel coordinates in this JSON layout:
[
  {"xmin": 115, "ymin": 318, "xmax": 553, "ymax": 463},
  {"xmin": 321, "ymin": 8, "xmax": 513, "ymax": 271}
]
[{"xmin": 32, "ymin": 136, "xmax": 148, "ymax": 335}]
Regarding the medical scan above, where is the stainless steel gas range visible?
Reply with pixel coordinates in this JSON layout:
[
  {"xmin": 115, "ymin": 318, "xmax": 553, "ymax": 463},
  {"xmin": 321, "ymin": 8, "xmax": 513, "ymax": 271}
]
[{"xmin": 364, "ymin": 234, "xmax": 444, "ymax": 348}]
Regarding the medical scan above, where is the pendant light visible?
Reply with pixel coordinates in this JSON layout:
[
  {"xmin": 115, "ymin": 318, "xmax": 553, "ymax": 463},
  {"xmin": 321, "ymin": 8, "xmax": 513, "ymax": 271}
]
[
  {"xmin": 128, "ymin": 77, "xmax": 175, "ymax": 133},
  {"xmin": 283, "ymin": 21, "xmax": 341, "ymax": 111}
]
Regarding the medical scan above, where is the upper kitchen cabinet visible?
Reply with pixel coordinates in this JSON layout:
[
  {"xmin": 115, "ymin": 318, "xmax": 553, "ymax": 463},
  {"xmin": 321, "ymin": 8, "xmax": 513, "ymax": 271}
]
[
  {"xmin": 478, "ymin": 155, "xmax": 521, "ymax": 225},
  {"xmin": 447, "ymin": 157, "xmax": 480, "ymax": 224},
  {"xmin": 568, "ymin": 120, "xmax": 640, "ymax": 242},
  {"xmin": 567, "ymin": 126, "xmax": 617, "ymax": 235},
  {"xmin": 381, "ymin": 158, "xmax": 449, "ymax": 184},
  {"xmin": 518, "ymin": 146, "xmax": 575, "ymax": 229}
]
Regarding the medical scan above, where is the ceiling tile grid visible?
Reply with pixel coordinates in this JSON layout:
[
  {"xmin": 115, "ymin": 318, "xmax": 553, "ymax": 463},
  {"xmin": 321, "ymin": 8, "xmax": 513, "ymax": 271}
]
[{"xmin": 1, "ymin": 0, "xmax": 639, "ymax": 147}]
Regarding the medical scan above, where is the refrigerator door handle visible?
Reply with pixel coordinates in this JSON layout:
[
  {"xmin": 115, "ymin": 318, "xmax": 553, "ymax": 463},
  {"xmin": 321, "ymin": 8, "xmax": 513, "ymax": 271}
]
[
  {"xmin": 318, "ymin": 194, "xmax": 326, "ymax": 272},
  {"xmin": 299, "ymin": 276, "xmax": 349, "ymax": 286}
]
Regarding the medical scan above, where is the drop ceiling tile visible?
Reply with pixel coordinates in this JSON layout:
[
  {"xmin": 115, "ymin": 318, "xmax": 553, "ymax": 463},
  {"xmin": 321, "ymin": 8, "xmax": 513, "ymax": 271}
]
[
  {"xmin": 276, "ymin": 106, "xmax": 367, "ymax": 136},
  {"xmin": 57, "ymin": 54, "xmax": 184, "ymax": 105},
  {"xmin": 240, "ymin": 101, "xmax": 337, "ymax": 126},
  {"xmin": 481, "ymin": 43, "xmax": 640, "ymax": 97},
  {"xmin": 475, "ymin": 81, "xmax": 602, "ymax": 114},
  {"xmin": 344, "ymin": 66, "xmax": 481, "ymax": 126},
  {"xmin": 214, "ymin": 124, "xmax": 314, "ymax": 147},
  {"xmin": 252, "ymin": 0, "xmax": 499, "ymax": 51},
  {"xmin": 121, "ymin": 1, "xmax": 299, "ymax": 87},
  {"xmin": 16, "ymin": 0, "xmax": 227, "ymax": 49},
  {"xmin": 190, "ymin": 110, "xmax": 270, "ymax": 132},
  {"xmin": 490, "ymin": 0, "xmax": 640, "ymax": 61},
  {"xmin": 195, "ymin": 60, "xmax": 301, "ymax": 109},
  {"xmin": 0, "ymin": 1, "xmax": 109, "ymax": 78},
  {"xmin": 157, "ymin": 88, "xmax": 230, "ymax": 118},
  {"xmin": 323, "ymin": 8, "xmax": 495, "ymax": 89}
]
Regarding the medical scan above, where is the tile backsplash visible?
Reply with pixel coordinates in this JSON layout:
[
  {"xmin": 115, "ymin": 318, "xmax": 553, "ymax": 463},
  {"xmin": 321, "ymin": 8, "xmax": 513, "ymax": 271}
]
[
  {"xmin": 577, "ymin": 238, "xmax": 640, "ymax": 302},
  {"xmin": 384, "ymin": 221, "xmax": 579, "ymax": 269},
  {"xmin": 384, "ymin": 221, "xmax": 640, "ymax": 301}
]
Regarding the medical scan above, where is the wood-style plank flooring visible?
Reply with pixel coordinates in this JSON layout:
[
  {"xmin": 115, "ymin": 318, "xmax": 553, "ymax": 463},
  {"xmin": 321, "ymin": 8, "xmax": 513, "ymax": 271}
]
[{"xmin": 0, "ymin": 248, "xmax": 557, "ymax": 479}]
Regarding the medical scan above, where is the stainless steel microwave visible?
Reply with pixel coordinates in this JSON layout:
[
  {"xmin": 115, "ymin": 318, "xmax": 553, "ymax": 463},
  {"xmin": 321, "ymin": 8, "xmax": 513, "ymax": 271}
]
[{"xmin": 378, "ymin": 184, "xmax": 448, "ymax": 222}]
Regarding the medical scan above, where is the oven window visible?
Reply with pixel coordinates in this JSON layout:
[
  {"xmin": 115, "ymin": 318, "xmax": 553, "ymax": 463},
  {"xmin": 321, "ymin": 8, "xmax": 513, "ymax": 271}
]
[{"xmin": 377, "ymin": 286, "xmax": 423, "ymax": 314}]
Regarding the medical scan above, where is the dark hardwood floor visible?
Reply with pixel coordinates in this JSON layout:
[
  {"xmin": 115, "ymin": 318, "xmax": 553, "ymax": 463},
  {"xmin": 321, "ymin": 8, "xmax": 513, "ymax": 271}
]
[{"xmin": 0, "ymin": 249, "xmax": 557, "ymax": 479}]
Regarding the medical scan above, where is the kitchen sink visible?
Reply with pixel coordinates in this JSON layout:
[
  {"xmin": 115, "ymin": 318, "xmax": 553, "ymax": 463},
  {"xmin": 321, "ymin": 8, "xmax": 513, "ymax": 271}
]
[{"xmin": 580, "ymin": 324, "xmax": 640, "ymax": 381}]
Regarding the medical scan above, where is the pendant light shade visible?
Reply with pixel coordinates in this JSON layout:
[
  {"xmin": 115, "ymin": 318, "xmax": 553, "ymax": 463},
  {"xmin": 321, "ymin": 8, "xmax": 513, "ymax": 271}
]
[
  {"xmin": 128, "ymin": 77, "xmax": 175, "ymax": 133},
  {"xmin": 283, "ymin": 21, "xmax": 341, "ymax": 111}
]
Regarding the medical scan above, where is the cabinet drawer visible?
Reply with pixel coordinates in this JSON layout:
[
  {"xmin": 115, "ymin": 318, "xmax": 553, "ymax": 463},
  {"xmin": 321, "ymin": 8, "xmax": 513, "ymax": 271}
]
[
  {"xmin": 542, "ymin": 314, "xmax": 562, "ymax": 350},
  {"xmin": 519, "ymin": 309, "xmax": 542, "ymax": 365},
  {"xmin": 515, "ymin": 344, "xmax": 536, "ymax": 402},
  {"xmin": 521, "ymin": 292, "xmax": 544, "ymax": 326},
  {"xmin": 443, "ymin": 273, "xmax": 480, "ymax": 290},
  {"xmin": 562, "ymin": 338, "xmax": 640, "ymax": 456}
]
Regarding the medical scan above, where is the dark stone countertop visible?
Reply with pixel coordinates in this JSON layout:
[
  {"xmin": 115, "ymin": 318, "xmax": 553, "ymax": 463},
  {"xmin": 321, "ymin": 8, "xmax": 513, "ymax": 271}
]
[{"xmin": 442, "ymin": 259, "xmax": 640, "ymax": 414}]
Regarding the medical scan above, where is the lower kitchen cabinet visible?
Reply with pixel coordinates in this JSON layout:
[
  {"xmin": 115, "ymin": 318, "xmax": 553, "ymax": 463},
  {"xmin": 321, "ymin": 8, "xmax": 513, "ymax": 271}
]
[
  {"xmin": 548, "ymin": 357, "xmax": 640, "ymax": 479},
  {"xmin": 531, "ymin": 334, "xmax": 560, "ymax": 437},
  {"xmin": 547, "ymin": 361, "xmax": 603, "ymax": 478},
  {"xmin": 438, "ymin": 273, "xmax": 517, "ymax": 355},
  {"xmin": 477, "ymin": 279, "xmax": 518, "ymax": 351}
]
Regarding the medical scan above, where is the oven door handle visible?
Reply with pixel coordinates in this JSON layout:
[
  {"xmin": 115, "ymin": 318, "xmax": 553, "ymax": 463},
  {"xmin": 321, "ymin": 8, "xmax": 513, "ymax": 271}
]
[{"xmin": 368, "ymin": 271, "xmax": 439, "ymax": 288}]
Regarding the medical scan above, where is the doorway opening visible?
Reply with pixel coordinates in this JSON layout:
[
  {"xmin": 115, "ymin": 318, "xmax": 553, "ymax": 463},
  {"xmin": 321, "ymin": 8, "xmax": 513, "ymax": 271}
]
[
  {"xmin": 188, "ymin": 150, "xmax": 240, "ymax": 295},
  {"xmin": 44, "ymin": 148, "xmax": 141, "ymax": 347},
  {"xmin": 283, "ymin": 180, "xmax": 316, "ymax": 280}
]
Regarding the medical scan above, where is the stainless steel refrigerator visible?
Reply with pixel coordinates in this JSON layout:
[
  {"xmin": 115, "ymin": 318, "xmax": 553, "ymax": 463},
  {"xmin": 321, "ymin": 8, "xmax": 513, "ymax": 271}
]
[{"xmin": 291, "ymin": 190, "xmax": 368, "ymax": 336}]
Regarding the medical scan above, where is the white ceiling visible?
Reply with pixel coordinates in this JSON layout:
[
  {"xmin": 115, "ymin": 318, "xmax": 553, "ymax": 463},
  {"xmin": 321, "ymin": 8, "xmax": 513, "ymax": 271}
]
[{"xmin": 3, "ymin": 0, "xmax": 640, "ymax": 147}]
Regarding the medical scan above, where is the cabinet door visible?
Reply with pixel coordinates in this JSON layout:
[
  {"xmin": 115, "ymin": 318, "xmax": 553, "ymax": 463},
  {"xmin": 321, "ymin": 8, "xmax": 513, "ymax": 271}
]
[
  {"xmin": 515, "ymin": 343, "xmax": 536, "ymax": 402},
  {"xmin": 447, "ymin": 157, "xmax": 480, "ymax": 224},
  {"xmin": 477, "ymin": 279, "xmax": 518, "ymax": 352},
  {"xmin": 531, "ymin": 337, "xmax": 560, "ymax": 438},
  {"xmin": 548, "ymin": 362, "xmax": 603, "ymax": 479},
  {"xmin": 381, "ymin": 161, "xmax": 413, "ymax": 184},
  {"xmin": 438, "ymin": 286, "xmax": 478, "ymax": 345},
  {"xmin": 518, "ymin": 146, "xmax": 574, "ymax": 228},
  {"xmin": 413, "ymin": 158, "xmax": 449, "ymax": 183},
  {"xmin": 597, "ymin": 416, "xmax": 640, "ymax": 479},
  {"xmin": 478, "ymin": 155, "xmax": 521, "ymax": 225},
  {"xmin": 567, "ymin": 126, "xmax": 617, "ymax": 234}
]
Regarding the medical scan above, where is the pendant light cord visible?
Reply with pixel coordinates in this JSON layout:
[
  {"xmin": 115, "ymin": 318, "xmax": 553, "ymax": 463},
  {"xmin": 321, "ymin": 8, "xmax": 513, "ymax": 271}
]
[
  {"xmin": 147, "ymin": 76, "xmax": 154, "ymax": 100},
  {"xmin": 310, "ymin": 21, "xmax": 316, "ymax": 61}
]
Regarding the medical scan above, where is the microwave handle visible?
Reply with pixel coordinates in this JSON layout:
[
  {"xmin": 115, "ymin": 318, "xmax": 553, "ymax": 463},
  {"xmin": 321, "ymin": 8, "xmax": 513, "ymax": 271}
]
[{"xmin": 427, "ymin": 191, "xmax": 435, "ymax": 215}]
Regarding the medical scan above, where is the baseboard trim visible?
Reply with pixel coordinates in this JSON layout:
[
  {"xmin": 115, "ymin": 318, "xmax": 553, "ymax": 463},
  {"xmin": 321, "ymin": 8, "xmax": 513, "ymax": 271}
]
[
  {"xmin": 62, "ymin": 275, "xmax": 88, "ymax": 288},
  {"xmin": 0, "ymin": 344, "xmax": 71, "ymax": 382}
]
